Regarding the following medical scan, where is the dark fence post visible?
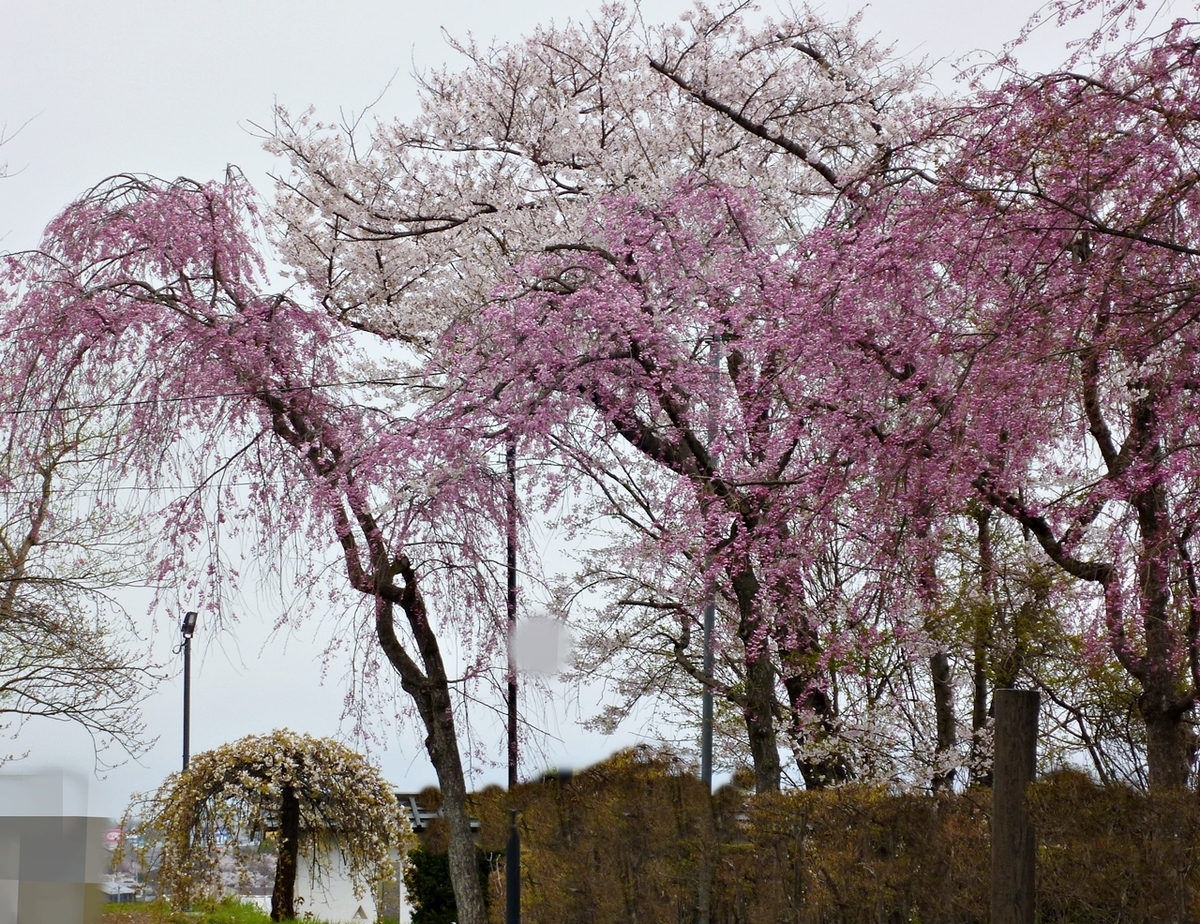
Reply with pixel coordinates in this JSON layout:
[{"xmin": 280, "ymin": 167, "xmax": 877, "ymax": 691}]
[
  {"xmin": 991, "ymin": 688, "xmax": 1039, "ymax": 924},
  {"xmin": 507, "ymin": 808, "xmax": 520, "ymax": 924}
]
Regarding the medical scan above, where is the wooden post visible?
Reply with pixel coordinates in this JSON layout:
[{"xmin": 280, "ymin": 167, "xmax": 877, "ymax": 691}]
[{"xmin": 991, "ymin": 688, "xmax": 1039, "ymax": 924}]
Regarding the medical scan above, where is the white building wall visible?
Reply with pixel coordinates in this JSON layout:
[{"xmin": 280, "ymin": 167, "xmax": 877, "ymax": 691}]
[
  {"xmin": 295, "ymin": 840, "xmax": 376, "ymax": 924},
  {"xmin": 236, "ymin": 840, "xmax": 414, "ymax": 923}
]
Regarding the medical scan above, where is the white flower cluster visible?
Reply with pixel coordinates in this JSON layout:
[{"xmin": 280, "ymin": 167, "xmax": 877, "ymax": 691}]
[{"xmin": 124, "ymin": 729, "xmax": 413, "ymax": 909}]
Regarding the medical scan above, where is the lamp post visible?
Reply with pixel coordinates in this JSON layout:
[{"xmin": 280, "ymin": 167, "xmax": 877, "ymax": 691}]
[
  {"xmin": 181, "ymin": 610, "xmax": 198, "ymax": 771},
  {"xmin": 698, "ymin": 332, "xmax": 722, "ymax": 924},
  {"xmin": 504, "ymin": 436, "xmax": 520, "ymax": 924},
  {"xmin": 700, "ymin": 330, "xmax": 721, "ymax": 793},
  {"xmin": 506, "ymin": 437, "xmax": 518, "ymax": 790}
]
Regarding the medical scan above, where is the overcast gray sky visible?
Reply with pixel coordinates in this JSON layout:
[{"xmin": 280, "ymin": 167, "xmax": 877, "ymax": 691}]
[{"xmin": 1, "ymin": 0, "xmax": 1093, "ymax": 819}]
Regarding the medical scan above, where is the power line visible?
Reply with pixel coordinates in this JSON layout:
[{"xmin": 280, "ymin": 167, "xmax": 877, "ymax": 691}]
[
  {"xmin": 0, "ymin": 480, "xmax": 293, "ymax": 497},
  {"xmin": 0, "ymin": 376, "xmax": 416, "ymax": 419}
]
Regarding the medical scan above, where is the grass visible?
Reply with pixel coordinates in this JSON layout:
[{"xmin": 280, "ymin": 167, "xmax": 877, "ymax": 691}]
[{"xmin": 101, "ymin": 897, "xmax": 329, "ymax": 924}]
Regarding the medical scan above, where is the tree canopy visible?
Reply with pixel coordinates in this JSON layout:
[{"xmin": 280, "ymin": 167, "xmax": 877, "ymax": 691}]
[
  {"xmin": 5, "ymin": 1, "xmax": 1200, "ymax": 921},
  {"xmin": 0, "ymin": 331, "xmax": 156, "ymax": 762}
]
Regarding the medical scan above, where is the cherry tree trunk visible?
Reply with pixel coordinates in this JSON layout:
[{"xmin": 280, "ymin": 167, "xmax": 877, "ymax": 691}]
[
  {"xmin": 744, "ymin": 651, "xmax": 782, "ymax": 792},
  {"xmin": 422, "ymin": 684, "xmax": 488, "ymax": 924},
  {"xmin": 1136, "ymin": 483, "xmax": 1193, "ymax": 792},
  {"xmin": 731, "ymin": 569, "xmax": 781, "ymax": 792},
  {"xmin": 776, "ymin": 612, "xmax": 848, "ymax": 789},
  {"xmin": 930, "ymin": 650, "xmax": 957, "ymax": 792},
  {"xmin": 971, "ymin": 510, "xmax": 994, "ymax": 787},
  {"xmin": 271, "ymin": 784, "xmax": 300, "ymax": 922},
  {"xmin": 1142, "ymin": 702, "xmax": 1191, "ymax": 791},
  {"xmin": 780, "ymin": 673, "xmax": 847, "ymax": 788},
  {"xmin": 374, "ymin": 587, "xmax": 488, "ymax": 924}
]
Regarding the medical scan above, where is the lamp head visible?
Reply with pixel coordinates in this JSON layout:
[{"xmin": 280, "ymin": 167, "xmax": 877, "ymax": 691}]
[{"xmin": 181, "ymin": 610, "xmax": 199, "ymax": 640}]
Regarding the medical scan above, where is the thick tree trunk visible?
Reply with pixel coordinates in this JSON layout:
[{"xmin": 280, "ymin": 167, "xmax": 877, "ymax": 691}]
[
  {"xmin": 743, "ymin": 650, "xmax": 782, "ymax": 792},
  {"xmin": 271, "ymin": 783, "xmax": 300, "ymax": 922},
  {"xmin": 1142, "ymin": 696, "xmax": 1191, "ymax": 791},
  {"xmin": 374, "ymin": 568, "xmax": 489, "ymax": 924},
  {"xmin": 777, "ymin": 623, "xmax": 848, "ymax": 789},
  {"xmin": 423, "ymin": 686, "xmax": 487, "ymax": 924},
  {"xmin": 791, "ymin": 686, "xmax": 849, "ymax": 789},
  {"xmin": 1135, "ymin": 479, "xmax": 1194, "ymax": 792},
  {"xmin": 1137, "ymin": 594, "xmax": 1190, "ymax": 791},
  {"xmin": 731, "ymin": 568, "xmax": 781, "ymax": 792},
  {"xmin": 971, "ymin": 509, "xmax": 993, "ymax": 787},
  {"xmin": 930, "ymin": 650, "xmax": 957, "ymax": 791}
]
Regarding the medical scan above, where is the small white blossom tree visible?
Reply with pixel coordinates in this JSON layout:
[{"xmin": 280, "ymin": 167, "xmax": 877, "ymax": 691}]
[{"xmin": 126, "ymin": 730, "xmax": 412, "ymax": 921}]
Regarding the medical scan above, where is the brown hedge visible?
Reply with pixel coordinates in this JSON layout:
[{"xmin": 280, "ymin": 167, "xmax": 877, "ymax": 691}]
[{"xmin": 457, "ymin": 752, "xmax": 1198, "ymax": 924}]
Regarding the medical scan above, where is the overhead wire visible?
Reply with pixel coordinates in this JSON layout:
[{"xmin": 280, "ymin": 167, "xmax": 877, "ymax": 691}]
[{"xmin": 0, "ymin": 376, "xmax": 417, "ymax": 419}]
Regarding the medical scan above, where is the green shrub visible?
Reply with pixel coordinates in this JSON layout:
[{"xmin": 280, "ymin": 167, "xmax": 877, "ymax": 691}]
[{"xmin": 402, "ymin": 843, "xmax": 500, "ymax": 924}]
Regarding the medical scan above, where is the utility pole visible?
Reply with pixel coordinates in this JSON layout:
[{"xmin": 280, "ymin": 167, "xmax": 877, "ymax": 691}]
[
  {"xmin": 700, "ymin": 596, "xmax": 715, "ymax": 789},
  {"xmin": 506, "ymin": 436, "xmax": 518, "ymax": 789},
  {"xmin": 700, "ymin": 327, "xmax": 722, "ymax": 790},
  {"xmin": 698, "ymin": 332, "xmax": 721, "ymax": 924},
  {"xmin": 181, "ymin": 610, "xmax": 198, "ymax": 771},
  {"xmin": 505, "ymin": 436, "xmax": 521, "ymax": 924}
]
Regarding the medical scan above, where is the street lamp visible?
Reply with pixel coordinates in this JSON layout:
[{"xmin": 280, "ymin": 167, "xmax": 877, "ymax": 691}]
[
  {"xmin": 505, "ymin": 437, "xmax": 518, "ymax": 789},
  {"xmin": 700, "ymin": 331, "xmax": 722, "ymax": 794},
  {"xmin": 504, "ymin": 436, "xmax": 520, "ymax": 924},
  {"xmin": 181, "ymin": 610, "xmax": 198, "ymax": 771}
]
